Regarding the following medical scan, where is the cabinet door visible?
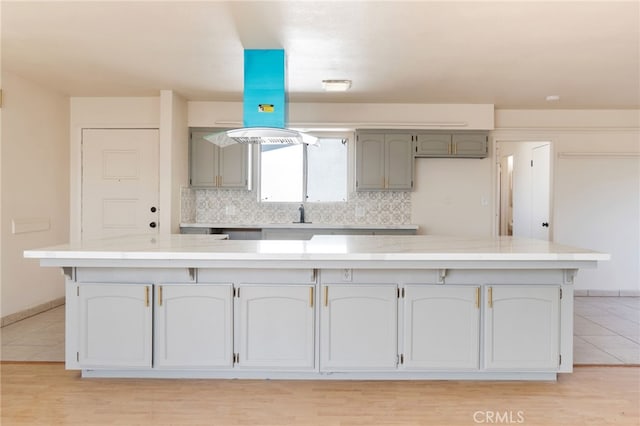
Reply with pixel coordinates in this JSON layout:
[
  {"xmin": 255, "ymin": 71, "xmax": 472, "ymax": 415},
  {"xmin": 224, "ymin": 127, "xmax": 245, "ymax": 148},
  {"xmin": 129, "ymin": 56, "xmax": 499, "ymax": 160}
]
[
  {"xmin": 320, "ymin": 285, "xmax": 398, "ymax": 371},
  {"xmin": 452, "ymin": 133, "xmax": 487, "ymax": 158},
  {"xmin": 484, "ymin": 285, "xmax": 560, "ymax": 371},
  {"xmin": 356, "ymin": 133, "xmax": 386, "ymax": 190},
  {"xmin": 414, "ymin": 134, "xmax": 452, "ymax": 156},
  {"xmin": 218, "ymin": 143, "xmax": 248, "ymax": 188},
  {"xmin": 154, "ymin": 284, "xmax": 233, "ymax": 369},
  {"xmin": 403, "ymin": 285, "xmax": 480, "ymax": 370},
  {"xmin": 190, "ymin": 130, "xmax": 218, "ymax": 187},
  {"xmin": 78, "ymin": 283, "xmax": 152, "ymax": 368},
  {"xmin": 385, "ymin": 134, "xmax": 414, "ymax": 190},
  {"xmin": 237, "ymin": 285, "xmax": 315, "ymax": 369}
]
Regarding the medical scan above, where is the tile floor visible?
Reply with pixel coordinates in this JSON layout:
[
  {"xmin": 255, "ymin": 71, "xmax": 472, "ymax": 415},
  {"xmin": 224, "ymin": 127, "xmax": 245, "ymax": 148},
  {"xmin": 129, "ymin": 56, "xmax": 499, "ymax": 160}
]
[{"xmin": 1, "ymin": 297, "xmax": 639, "ymax": 364}]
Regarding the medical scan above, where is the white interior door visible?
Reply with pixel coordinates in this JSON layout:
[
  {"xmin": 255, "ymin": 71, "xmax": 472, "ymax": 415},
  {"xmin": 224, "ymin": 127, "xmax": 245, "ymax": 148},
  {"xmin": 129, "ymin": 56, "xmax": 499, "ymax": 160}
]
[
  {"xmin": 81, "ymin": 128, "xmax": 159, "ymax": 240},
  {"xmin": 531, "ymin": 143, "xmax": 551, "ymax": 240}
]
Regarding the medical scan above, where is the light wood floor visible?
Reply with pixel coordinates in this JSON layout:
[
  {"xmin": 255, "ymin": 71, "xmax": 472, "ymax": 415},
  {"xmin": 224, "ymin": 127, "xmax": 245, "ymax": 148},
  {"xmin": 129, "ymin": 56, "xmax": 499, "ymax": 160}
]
[{"xmin": 1, "ymin": 363, "xmax": 638, "ymax": 425}]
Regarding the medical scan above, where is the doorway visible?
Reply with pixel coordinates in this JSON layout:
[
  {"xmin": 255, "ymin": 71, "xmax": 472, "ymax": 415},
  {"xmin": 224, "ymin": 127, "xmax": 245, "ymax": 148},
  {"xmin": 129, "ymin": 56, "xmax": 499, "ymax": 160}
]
[
  {"xmin": 497, "ymin": 141, "xmax": 552, "ymax": 240},
  {"xmin": 81, "ymin": 128, "xmax": 159, "ymax": 240}
]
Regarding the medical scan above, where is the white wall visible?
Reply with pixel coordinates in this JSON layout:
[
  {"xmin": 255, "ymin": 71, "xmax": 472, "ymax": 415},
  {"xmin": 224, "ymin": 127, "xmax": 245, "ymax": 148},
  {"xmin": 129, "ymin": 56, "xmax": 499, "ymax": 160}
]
[
  {"xmin": 160, "ymin": 90, "xmax": 189, "ymax": 234},
  {"xmin": 1, "ymin": 71, "xmax": 70, "ymax": 318},
  {"xmin": 494, "ymin": 110, "xmax": 640, "ymax": 293},
  {"xmin": 411, "ymin": 158, "xmax": 493, "ymax": 237},
  {"xmin": 188, "ymin": 102, "xmax": 495, "ymax": 130}
]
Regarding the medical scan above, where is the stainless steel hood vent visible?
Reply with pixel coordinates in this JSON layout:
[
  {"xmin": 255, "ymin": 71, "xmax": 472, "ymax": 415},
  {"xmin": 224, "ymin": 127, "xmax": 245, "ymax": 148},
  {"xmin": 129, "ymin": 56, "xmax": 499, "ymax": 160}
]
[
  {"xmin": 205, "ymin": 49, "xmax": 317, "ymax": 146},
  {"xmin": 204, "ymin": 127, "xmax": 317, "ymax": 146}
]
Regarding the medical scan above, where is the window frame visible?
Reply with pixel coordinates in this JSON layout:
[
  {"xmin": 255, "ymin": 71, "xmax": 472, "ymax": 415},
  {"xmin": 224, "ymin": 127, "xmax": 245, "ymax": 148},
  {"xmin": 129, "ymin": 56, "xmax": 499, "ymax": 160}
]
[{"xmin": 256, "ymin": 132, "xmax": 351, "ymax": 204}]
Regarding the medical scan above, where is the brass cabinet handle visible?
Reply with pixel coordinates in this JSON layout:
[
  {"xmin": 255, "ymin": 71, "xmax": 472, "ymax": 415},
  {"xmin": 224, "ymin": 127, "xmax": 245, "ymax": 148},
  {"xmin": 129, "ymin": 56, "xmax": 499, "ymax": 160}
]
[
  {"xmin": 324, "ymin": 286, "xmax": 329, "ymax": 307},
  {"xmin": 159, "ymin": 285, "xmax": 163, "ymax": 306},
  {"xmin": 145, "ymin": 286, "xmax": 149, "ymax": 307},
  {"xmin": 309, "ymin": 287, "xmax": 314, "ymax": 308},
  {"xmin": 475, "ymin": 287, "xmax": 480, "ymax": 309},
  {"xmin": 488, "ymin": 286, "xmax": 493, "ymax": 308}
]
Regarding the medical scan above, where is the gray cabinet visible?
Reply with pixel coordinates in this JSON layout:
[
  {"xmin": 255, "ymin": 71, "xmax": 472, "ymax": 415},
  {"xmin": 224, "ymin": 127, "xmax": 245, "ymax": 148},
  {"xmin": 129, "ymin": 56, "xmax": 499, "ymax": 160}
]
[
  {"xmin": 402, "ymin": 285, "xmax": 480, "ymax": 370},
  {"xmin": 356, "ymin": 132, "xmax": 413, "ymax": 191},
  {"xmin": 190, "ymin": 130, "xmax": 248, "ymax": 188},
  {"xmin": 414, "ymin": 132, "xmax": 488, "ymax": 158},
  {"xmin": 77, "ymin": 283, "xmax": 153, "ymax": 369},
  {"xmin": 154, "ymin": 284, "xmax": 234, "ymax": 369},
  {"xmin": 237, "ymin": 284, "xmax": 316, "ymax": 370},
  {"xmin": 320, "ymin": 284, "xmax": 399, "ymax": 371},
  {"xmin": 484, "ymin": 285, "xmax": 560, "ymax": 371}
]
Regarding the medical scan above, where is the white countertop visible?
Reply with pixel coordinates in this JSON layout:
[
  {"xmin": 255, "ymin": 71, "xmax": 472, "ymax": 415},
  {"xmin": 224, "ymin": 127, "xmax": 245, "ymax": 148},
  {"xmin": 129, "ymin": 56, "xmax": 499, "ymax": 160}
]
[
  {"xmin": 24, "ymin": 234, "xmax": 609, "ymax": 265},
  {"xmin": 180, "ymin": 223, "xmax": 419, "ymax": 230}
]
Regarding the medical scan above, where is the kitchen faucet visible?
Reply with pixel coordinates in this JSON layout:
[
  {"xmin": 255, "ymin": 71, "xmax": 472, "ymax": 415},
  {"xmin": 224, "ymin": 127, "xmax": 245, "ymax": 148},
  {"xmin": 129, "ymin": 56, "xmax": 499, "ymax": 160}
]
[{"xmin": 298, "ymin": 204, "xmax": 306, "ymax": 223}]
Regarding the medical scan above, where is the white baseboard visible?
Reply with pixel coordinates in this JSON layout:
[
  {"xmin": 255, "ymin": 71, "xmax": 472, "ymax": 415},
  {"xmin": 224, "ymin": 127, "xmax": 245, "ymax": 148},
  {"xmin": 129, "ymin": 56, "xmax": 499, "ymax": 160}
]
[
  {"xmin": 1, "ymin": 297, "xmax": 65, "ymax": 327},
  {"xmin": 574, "ymin": 290, "xmax": 640, "ymax": 297}
]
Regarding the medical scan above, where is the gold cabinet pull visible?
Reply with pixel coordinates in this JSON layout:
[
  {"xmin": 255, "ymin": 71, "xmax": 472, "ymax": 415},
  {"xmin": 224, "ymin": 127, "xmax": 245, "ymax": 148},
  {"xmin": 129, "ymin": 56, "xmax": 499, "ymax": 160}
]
[
  {"xmin": 144, "ymin": 286, "xmax": 149, "ymax": 307},
  {"xmin": 309, "ymin": 287, "xmax": 314, "ymax": 308},
  {"xmin": 159, "ymin": 285, "xmax": 163, "ymax": 306},
  {"xmin": 324, "ymin": 286, "xmax": 329, "ymax": 307},
  {"xmin": 475, "ymin": 287, "xmax": 480, "ymax": 309},
  {"xmin": 488, "ymin": 286, "xmax": 493, "ymax": 308}
]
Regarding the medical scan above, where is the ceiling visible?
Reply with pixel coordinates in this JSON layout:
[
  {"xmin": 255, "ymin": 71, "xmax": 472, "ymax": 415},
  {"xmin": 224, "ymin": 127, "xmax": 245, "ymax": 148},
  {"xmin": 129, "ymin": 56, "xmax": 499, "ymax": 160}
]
[{"xmin": 2, "ymin": 1, "xmax": 639, "ymax": 109}]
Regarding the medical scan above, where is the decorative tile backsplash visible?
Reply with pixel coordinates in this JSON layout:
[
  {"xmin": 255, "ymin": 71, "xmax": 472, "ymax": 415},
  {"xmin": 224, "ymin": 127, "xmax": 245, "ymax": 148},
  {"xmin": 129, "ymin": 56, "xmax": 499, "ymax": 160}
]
[{"xmin": 181, "ymin": 187, "xmax": 411, "ymax": 225}]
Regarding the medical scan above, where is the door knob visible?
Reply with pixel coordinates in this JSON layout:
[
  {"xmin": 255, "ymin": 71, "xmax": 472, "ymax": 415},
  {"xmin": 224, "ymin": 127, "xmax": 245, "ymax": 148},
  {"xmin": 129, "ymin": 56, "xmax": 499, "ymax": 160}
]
[
  {"xmin": 542, "ymin": 222, "xmax": 549, "ymax": 227},
  {"xmin": 150, "ymin": 206, "xmax": 157, "ymax": 213},
  {"xmin": 149, "ymin": 222, "xmax": 157, "ymax": 228}
]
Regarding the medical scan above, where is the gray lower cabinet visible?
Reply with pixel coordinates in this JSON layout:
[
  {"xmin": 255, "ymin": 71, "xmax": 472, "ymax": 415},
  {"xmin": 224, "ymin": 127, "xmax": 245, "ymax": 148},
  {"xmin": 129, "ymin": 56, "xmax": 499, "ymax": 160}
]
[
  {"xmin": 484, "ymin": 285, "xmax": 560, "ymax": 371},
  {"xmin": 154, "ymin": 284, "xmax": 234, "ymax": 369},
  {"xmin": 77, "ymin": 283, "xmax": 153, "ymax": 369},
  {"xmin": 401, "ymin": 285, "xmax": 480, "ymax": 370},
  {"xmin": 190, "ymin": 129, "xmax": 248, "ymax": 188},
  {"xmin": 261, "ymin": 228, "xmax": 416, "ymax": 240},
  {"xmin": 236, "ymin": 284, "xmax": 315, "ymax": 370},
  {"xmin": 68, "ymin": 269, "xmax": 567, "ymax": 379},
  {"xmin": 320, "ymin": 284, "xmax": 399, "ymax": 371}
]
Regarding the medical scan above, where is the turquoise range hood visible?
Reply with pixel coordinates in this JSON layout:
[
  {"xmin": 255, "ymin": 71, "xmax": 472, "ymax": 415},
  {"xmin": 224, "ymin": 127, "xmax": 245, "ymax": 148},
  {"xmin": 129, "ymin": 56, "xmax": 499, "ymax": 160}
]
[
  {"xmin": 243, "ymin": 49, "xmax": 286, "ymax": 129},
  {"xmin": 206, "ymin": 49, "xmax": 317, "ymax": 146}
]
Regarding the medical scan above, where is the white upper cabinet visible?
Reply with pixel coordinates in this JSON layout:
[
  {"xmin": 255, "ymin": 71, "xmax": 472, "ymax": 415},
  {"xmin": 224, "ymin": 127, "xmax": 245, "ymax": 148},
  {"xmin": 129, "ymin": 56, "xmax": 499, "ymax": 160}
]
[
  {"xmin": 190, "ymin": 130, "xmax": 248, "ymax": 188},
  {"xmin": 356, "ymin": 132, "xmax": 413, "ymax": 190}
]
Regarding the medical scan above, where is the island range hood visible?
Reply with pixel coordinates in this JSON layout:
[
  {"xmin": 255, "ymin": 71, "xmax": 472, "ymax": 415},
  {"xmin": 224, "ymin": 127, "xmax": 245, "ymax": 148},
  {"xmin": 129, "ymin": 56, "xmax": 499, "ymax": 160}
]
[{"xmin": 205, "ymin": 49, "xmax": 317, "ymax": 146}]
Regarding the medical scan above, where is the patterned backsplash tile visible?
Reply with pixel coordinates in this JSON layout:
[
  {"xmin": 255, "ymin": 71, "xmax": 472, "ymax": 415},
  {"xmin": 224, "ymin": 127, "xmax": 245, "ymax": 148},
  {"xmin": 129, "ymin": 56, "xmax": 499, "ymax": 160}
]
[{"xmin": 181, "ymin": 187, "xmax": 411, "ymax": 225}]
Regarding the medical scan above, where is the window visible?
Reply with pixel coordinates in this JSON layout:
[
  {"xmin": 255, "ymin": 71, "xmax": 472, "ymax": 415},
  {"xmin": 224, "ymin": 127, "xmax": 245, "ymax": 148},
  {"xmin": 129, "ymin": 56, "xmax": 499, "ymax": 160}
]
[{"xmin": 260, "ymin": 136, "xmax": 348, "ymax": 202}]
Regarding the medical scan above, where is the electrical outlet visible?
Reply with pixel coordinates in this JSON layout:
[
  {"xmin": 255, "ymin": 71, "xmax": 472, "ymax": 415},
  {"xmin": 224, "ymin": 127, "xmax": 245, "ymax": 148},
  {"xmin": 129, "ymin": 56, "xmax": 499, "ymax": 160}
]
[
  {"xmin": 355, "ymin": 205, "xmax": 365, "ymax": 218},
  {"xmin": 342, "ymin": 268, "xmax": 352, "ymax": 281}
]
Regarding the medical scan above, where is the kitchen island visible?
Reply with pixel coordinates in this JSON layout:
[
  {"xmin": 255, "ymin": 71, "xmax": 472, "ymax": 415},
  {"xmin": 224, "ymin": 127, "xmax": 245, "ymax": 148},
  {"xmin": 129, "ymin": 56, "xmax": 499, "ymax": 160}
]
[{"xmin": 24, "ymin": 234, "xmax": 608, "ymax": 380}]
